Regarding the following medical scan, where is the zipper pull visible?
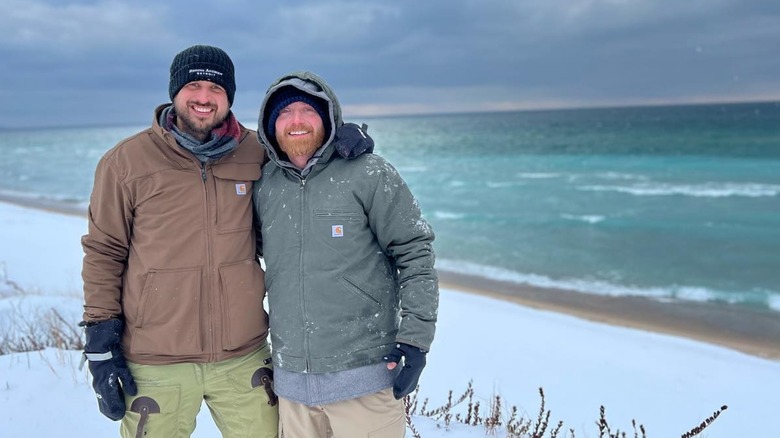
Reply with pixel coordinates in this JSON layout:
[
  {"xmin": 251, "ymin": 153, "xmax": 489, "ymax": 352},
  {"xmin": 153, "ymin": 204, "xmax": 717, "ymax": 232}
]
[{"xmin": 201, "ymin": 165, "xmax": 207, "ymax": 182}]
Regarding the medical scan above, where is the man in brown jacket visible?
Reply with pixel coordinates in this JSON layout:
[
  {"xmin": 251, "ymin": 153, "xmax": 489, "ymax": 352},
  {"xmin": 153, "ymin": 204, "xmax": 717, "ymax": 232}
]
[{"xmin": 81, "ymin": 45, "xmax": 277, "ymax": 438}]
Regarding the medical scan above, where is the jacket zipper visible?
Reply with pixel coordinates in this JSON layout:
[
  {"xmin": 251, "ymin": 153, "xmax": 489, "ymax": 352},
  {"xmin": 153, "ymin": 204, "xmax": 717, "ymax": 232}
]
[
  {"xmin": 201, "ymin": 162, "xmax": 216, "ymax": 362},
  {"xmin": 299, "ymin": 177, "xmax": 311, "ymax": 372}
]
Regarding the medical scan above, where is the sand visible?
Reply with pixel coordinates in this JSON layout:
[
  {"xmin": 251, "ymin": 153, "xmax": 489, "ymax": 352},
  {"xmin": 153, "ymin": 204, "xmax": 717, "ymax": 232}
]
[
  {"xmin": 439, "ymin": 271, "xmax": 780, "ymax": 361},
  {"xmin": 2, "ymin": 193, "xmax": 778, "ymax": 361}
]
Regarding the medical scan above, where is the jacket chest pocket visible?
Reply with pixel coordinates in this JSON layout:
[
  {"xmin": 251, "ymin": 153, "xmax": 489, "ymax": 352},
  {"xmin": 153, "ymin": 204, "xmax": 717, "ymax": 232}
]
[
  {"xmin": 314, "ymin": 210, "xmax": 364, "ymax": 221},
  {"xmin": 212, "ymin": 164, "xmax": 261, "ymax": 234},
  {"xmin": 314, "ymin": 209, "xmax": 364, "ymax": 227},
  {"xmin": 313, "ymin": 209, "xmax": 366, "ymax": 242}
]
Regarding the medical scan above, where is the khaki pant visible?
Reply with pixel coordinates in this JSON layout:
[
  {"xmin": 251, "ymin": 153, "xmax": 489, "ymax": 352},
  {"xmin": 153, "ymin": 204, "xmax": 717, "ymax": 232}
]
[
  {"xmin": 122, "ymin": 344, "xmax": 278, "ymax": 438},
  {"xmin": 279, "ymin": 387, "xmax": 405, "ymax": 438}
]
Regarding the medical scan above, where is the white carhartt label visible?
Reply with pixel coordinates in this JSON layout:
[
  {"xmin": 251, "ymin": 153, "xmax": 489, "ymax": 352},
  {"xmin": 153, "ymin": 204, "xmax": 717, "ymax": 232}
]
[
  {"xmin": 235, "ymin": 183, "xmax": 247, "ymax": 195},
  {"xmin": 332, "ymin": 225, "xmax": 344, "ymax": 237}
]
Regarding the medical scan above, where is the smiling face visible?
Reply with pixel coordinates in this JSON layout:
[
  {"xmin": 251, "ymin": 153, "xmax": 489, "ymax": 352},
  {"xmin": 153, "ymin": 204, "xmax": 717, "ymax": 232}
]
[
  {"xmin": 274, "ymin": 100, "xmax": 326, "ymax": 168},
  {"xmin": 173, "ymin": 80, "xmax": 230, "ymax": 142}
]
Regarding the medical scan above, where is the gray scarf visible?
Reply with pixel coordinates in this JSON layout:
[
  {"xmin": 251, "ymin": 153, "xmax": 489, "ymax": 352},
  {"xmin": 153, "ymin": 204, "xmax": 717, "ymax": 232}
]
[{"xmin": 160, "ymin": 106, "xmax": 240, "ymax": 163}]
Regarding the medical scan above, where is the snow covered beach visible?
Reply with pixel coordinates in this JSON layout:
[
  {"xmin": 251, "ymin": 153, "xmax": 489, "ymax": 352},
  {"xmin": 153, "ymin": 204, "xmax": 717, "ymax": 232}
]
[{"xmin": 1, "ymin": 197, "xmax": 779, "ymax": 437}]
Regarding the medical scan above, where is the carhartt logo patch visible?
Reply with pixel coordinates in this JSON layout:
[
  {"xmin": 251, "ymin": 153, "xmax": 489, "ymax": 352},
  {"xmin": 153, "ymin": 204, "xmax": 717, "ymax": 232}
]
[
  {"xmin": 235, "ymin": 183, "xmax": 247, "ymax": 195},
  {"xmin": 332, "ymin": 225, "xmax": 344, "ymax": 237}
]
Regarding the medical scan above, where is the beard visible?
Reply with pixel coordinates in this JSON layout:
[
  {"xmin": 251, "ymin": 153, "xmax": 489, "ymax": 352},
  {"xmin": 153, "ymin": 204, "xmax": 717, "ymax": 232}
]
[
  {"xmin": 276, "ymin": 123, "xmax": 326, "ymax": 159},
  {"xmin": 174, "ymin": 100, "xmax": 228, "ymax": 142}
]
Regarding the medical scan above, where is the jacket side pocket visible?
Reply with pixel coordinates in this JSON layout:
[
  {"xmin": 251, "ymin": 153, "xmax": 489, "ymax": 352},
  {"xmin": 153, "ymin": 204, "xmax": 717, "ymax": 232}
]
[
  {"xmin": 131, "ymin": 267, "xmax": 203, "ymax": 355},
  {"xmin": 219, "ymin": 259, "xmax": 268, "ymax": 350}
]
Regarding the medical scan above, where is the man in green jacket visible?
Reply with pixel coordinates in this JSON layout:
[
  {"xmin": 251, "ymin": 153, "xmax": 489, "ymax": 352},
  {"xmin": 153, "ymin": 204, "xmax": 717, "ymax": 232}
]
[
  {"xmin": 253, "ymin": 71, "xmax": 439, "ymax": 437},
  {"xmin": 81, "ymin": 45, "xmax": 277, "ymax": 437}
]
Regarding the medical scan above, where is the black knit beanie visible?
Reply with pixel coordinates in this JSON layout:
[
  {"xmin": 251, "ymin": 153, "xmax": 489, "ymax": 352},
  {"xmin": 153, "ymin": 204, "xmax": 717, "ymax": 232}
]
[
  {"xmin": 169, "ymin": 45, "xmax": 236, "ymax": 106},
  {"xmin": 266, "ymin": 86, "xmax": 330, "ymax": 139}
]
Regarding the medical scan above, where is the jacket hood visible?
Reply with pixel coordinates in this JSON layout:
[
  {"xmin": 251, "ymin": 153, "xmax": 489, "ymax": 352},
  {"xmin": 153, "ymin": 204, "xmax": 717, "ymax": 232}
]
[{"xmin": 257, "ymin": 71, "xmax": 342, "ymax": 168}]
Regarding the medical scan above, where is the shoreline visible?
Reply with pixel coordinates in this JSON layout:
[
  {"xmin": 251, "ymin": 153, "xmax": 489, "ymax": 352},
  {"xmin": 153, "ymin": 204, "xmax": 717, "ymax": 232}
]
[
  {"xmin": 2, "ymin": 194, "xmax": 778, "ymax": 361},
  {"xmin": 439, "ymin": 271, "xmax": 780, "ymax": 361},
  {"xmin": 0, "ymin": 193, "xmax": 87, "ymax": 218}
]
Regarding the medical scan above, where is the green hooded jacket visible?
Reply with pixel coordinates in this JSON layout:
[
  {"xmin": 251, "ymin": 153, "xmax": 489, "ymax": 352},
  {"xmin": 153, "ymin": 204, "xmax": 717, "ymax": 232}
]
[{"xmin": 253, "ymin": 71, "xmax": 438, "ymax": 373}]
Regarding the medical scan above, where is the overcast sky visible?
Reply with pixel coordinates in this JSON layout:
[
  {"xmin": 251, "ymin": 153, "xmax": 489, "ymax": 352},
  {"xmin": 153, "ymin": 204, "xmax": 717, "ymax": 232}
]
[{"xmin": 2, "ymin": 0, "xmax": 779, "ymax": 128}]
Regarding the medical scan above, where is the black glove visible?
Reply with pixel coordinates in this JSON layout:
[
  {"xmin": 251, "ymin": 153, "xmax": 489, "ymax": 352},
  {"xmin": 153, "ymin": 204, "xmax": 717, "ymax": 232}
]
[
  {"xmin": 383, "ymin": 342, "xmax": 427, "ymax": 399},
  {"xmin": 82, "ymin": 318, "xmax": 137, "ymax": 420},
  {"xmin": 333, "ymin": 123, "xmax": 374, "ymax": 159}
]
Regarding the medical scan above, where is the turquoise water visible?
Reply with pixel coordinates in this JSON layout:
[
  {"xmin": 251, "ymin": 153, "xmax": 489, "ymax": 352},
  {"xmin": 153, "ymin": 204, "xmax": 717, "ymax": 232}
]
[{"xmin": 1, "ymin": 102, "xmax": 779, "ymax": 312}]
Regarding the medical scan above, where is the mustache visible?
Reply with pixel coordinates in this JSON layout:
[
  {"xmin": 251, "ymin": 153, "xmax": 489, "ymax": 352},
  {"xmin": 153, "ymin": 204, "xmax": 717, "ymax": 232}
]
[
  {"xmin": 281, "ymin": 122, "xmax": 313, "ymax": 134},
  {"xmin": 186, "ymin": 100, "xmax": 218, "ymax": 110}
]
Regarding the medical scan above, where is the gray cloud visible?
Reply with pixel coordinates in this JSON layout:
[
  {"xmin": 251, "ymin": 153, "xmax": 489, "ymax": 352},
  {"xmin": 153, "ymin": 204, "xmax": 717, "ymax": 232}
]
[{"xmin": 1, "ymin": 0, "xmax": 778, "ymax": 128}]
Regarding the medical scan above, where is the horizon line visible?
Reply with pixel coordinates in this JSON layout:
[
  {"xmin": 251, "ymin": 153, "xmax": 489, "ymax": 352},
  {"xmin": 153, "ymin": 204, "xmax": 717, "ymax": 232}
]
[{"xmin": 2, "ymin": 98, "xmax": 778, "ymax": 132}]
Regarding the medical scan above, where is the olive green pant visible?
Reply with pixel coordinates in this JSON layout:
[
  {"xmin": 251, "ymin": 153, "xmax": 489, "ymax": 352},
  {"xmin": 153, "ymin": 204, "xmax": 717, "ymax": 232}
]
[
  {"xmin": 278, "ymin": 387, "xmax": 405, "ymax": 438},
  {"xmin": 121, "ymin": 344, "xmax": 278, "ymax": 438}
]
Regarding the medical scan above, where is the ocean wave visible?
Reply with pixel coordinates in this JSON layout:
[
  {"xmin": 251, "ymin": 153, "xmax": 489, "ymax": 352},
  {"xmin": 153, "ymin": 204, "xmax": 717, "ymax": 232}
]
[
  {"xmin": 486, "ymin": 181, "xmax": 523, "ymax": 188},
  {"xmin": 516, "ymin": 172, "xmax": 560, "ymax": 179},
  {"xmin": 578, "ymin": 182, "xmax": 780, "ymax": 198},
  {"xmin": 432, "ymin": 211, "xmax": 466, "ymax": 220},
  {"xmin": 435, "ymin": 259, "xmax": 780, "ymax": 311},
  {"xmin": 560, "ymin": 214, "xmax": 606, "ymax": 224},
  {"xmin": 396, "ymin": 166, "xmax": 428, "ymax": 173},
  {"xmin": 0, "ymin": 189, "xmax": 89, "ymax": 212},
  {"xmin": 0, "ymin": 189, "xmax": 86, "ymax": 204},
  {"xmin": 769, "ymin": 295, "xmax": 780, "ymax": 312},
  {"xmin": 595, "ymin": 172, "xmax": 649, "ymax": 181}
]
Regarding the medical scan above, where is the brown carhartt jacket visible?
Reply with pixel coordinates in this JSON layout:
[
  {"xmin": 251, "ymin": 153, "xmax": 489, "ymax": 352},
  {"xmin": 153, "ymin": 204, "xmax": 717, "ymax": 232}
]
[{"xmin": 82, "ymin": 104, "xmax": 268, "ymax": 365}]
